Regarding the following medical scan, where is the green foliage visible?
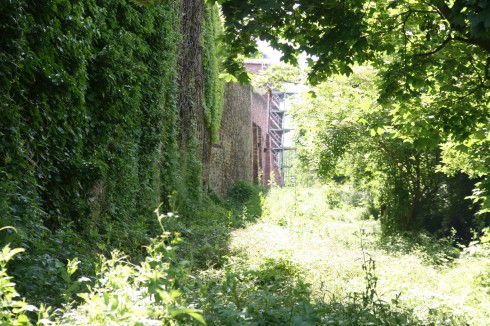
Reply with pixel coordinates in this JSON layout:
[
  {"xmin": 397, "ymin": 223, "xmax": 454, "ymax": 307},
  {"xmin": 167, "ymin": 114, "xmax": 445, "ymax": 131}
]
[
  {"xmin": 216, "ymin": 0, "xmax": 368, "ymax": 82},
  {"xmin": 291, "ymin": 67, "xmax": 482, "ymax": 237},
  {"xmin": 0, "ymin": 216, "xmax": 205, "ymax": 326},
  {"xmin": 227, "ymin": 180, "xmax": 266, "ymax": 220},
  {"xmin": 0, "ymin": 0, "xmax": 214, "ymax": 306},
  {"xmin": 171, "ymin": 198, "xmax": 234, "ymax": 269},
  {"xmin": 217, "ymin": 0, "xmax": 490, "ymax": 89},
  {"xmin": 238, "ymin": 185, "xmax": 490, "ymax": 325},
  {"xmin": 3, "ymin": 186, "xmax": 490, "ymax": 325},
  {"xmin": 194, "ymin": 257, "xmax": 317, "ymax": 325},
  {"xmin": 170, "ymin": 181, "xmax": 268, "ymax": 269},
  {"xmin": 189, "ymin": 191, "xmax": 420, "ymax": 325},
  {"xmin": 5, "ymin": 223, "xmax": 95, "ymax": 307},
  {"xmin": 322, "ymin": 249, "xmax": 416, "ymax": 325},
  {"xmin": 129, "ymin": 0, "xmax": 160, "ymax": 6},
  {"xmin": 59, "ymin": 215, "xmax": 205, "ymax": 325},
  {"xmin": 216, "ymin": 0, "xmax": 490, "ymax": 215},
  {"xmin": 168, "ymin": 138, "xmax": 204, "ymax": 218},
  {"xmin": 0, "ymin": 245, "xmax": 33, "ymax": 326},
  {"xmin": 83, "ymin": 0, "xmax": 182, "ymax": 225},
  {"xmin": 1, "ymin": 0, "xmax": 182, "ymax": 222},
  {"xmin": 379, "ymin": 231, "xmax": 461, "ymax": 266},
  {"xmin": 251, "ymin": 62, "xmax": 306, "ymax": 92},
  {"xmin": 202, "ymin": 2, "xmax": 225, "ymax": 144},
  {"xmin": 481, "ymin": 227, "xmax": 490, "ymax": 244}
]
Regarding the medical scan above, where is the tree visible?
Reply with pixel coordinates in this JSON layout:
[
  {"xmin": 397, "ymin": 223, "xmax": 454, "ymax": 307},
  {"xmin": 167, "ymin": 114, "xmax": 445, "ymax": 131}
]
[
  {"xmin": 216, "ymin": 0, "xmax": 490, "ymax": 214},
  {"xmin": 217, "ymin": 0, "xmax": 490, "ymax": 84},
  {"xmin": 291, "ymin": 67, "xmax": 478, "ymax": 236},
  {"xmin": 251, "ymin": 62, "xmax": 306, "ymax": 92}
]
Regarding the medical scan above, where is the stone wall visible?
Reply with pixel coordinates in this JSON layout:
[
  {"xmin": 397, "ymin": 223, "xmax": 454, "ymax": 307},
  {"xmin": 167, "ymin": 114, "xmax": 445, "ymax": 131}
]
[
  {"xmin": 208, "ymin": 80, "xmax": 286, "ymax": 194},
  {"xmin": 208, "ymin": 83, "xmax": 253, "ymax": 195},
  {"xmin": 251, "ymin": 91, "xmax": 272, "ymax": 186}
]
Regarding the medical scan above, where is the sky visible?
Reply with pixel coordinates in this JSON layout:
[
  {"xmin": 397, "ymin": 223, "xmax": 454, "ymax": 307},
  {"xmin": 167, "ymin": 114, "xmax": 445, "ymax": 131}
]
[{"xmin": 257, "ymin": 40, "xmax": 283, "ymax": 63}]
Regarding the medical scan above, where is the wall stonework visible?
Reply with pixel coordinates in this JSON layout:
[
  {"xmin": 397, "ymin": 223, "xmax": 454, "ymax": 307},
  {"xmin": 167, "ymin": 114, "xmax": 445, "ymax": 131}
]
[
  {"xmin": 208, "ymin": 83, "xmax": 253, "ymax": 195},
  {"xmin": 251, "ymin": 91, "xmax": 272, "ymax": 186},
  {"xmin": 208, "ymin": 61, "xmax": 288, "ymax": 194}
]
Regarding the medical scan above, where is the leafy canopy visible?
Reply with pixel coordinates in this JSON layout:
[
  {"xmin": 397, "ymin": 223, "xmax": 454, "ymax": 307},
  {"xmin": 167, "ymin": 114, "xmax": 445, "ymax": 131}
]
[
  {"xmin": 216, "ymin": 0, "xmax": 490, "ymax": 212},
  {"xmin": 291, "ymin": 67, "xmax": 477, "ymax": 234},
  {"xmin": 216, "ymin": 0, "xmax": 490, "ymax": 84}
]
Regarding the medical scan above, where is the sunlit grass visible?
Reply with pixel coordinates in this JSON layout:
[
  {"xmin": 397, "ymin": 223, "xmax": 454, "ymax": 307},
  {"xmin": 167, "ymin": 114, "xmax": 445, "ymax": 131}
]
[
  {"xmin": 3, "ymin": 183, "xmax": 489, "ymax": 324},
  {"xmin": 230, "ymin": 184, "xmax": 490, "ymax": 325}
]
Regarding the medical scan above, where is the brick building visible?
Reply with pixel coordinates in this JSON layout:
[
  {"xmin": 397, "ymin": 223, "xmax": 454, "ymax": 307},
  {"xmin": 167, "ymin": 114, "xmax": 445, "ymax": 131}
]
[
  {"xmin": 207, "ymin": 59, "xmax": 289, "ymax": 195},
  {"xmin": 247, "ymin": 60, "xmax": 287, "ymax": 187},
  {"xmin": 250, "ymin": 88, "xmax": 284, "ymax": 186}
]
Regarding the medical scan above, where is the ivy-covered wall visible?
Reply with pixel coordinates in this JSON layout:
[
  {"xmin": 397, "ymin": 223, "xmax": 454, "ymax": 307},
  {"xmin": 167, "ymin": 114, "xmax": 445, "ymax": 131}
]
[
  {"xmin": 0, "ymin": 0, "xmax": 225, "ymax": 252},
  {"xmin": 203, "ymin": 3, "xmax": 225, "ymax": 144}
]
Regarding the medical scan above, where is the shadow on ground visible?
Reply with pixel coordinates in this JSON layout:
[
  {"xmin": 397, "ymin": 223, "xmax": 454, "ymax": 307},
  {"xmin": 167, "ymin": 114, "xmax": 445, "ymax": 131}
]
[
  {"xmin": 192, "ymin": 256, "xmax": 422, "ymax": 325},
  {"xmin": 377, "ymin": 231, "xmax": 461, "ymax": 265}
]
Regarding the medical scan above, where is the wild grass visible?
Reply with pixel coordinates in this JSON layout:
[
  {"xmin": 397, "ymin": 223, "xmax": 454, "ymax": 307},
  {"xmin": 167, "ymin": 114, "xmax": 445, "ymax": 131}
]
[
  {"xmin": 229, "ymin": 184, "xmax": 490, "ymax": 325},
  {"xmin": 2, "ymin": 182, "xmax": 490, "ymax": 325}
]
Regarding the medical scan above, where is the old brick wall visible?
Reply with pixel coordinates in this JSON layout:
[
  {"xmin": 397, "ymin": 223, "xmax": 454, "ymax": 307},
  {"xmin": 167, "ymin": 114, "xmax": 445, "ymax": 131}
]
[
  {"xmin": 245, "ymin": 60, "xmax": 270, "ymax": 75},
  {"xmin": 208, "ymin": 62, "xmax": 288, "ymax": 194},
  {"xmin": 208, "ymin": 83, "xmax": 253, "ymax": 195}
]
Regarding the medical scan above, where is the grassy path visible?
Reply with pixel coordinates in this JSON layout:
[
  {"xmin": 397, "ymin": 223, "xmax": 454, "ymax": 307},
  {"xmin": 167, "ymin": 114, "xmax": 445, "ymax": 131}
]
[
  {"xmin": 7, "ymin": 184, "xmax": 487, "ymax": 325},
  {"xmin": 218, "ymin": 185, "xmax": 490, "ymax": 325}
]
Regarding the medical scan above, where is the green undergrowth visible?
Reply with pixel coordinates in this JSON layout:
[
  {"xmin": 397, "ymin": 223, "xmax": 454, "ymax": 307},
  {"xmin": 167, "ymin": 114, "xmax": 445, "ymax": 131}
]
[
  {"xmin": 0, "ymin": 181, "xmax": 267, "ymax": 325},
  {"xmin": 0, "ymin": 217, "xmax": 206, "ymax": 326},
  {"xmin": 228, "ymin": 184, "xmax": 490, "ymax": 325},
  {"xmin": 155, "ymin": 180, "xmax": 266, "ymax": 271},
  {"xmin": 2, "ymin": 182, "xmax": 490, "ymax": 325}
]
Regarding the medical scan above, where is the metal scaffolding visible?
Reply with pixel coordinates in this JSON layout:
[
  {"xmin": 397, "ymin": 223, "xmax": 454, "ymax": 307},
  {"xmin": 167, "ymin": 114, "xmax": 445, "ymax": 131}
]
[{"xmin": 269, "ymin": 91, "xmax": 295, "ymax": 186}]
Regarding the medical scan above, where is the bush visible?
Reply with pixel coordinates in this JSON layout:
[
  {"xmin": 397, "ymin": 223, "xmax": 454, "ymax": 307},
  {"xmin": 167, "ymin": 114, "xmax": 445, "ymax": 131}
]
[
  {"xmin": 226, "ymin": 180, "xmax": 266, "ymax": 220},
  {"xmin": 0, "ymin": 216, "xmax": 205, "ymax": 326},
  {"xmin": 0, "ymin": 244, "xmax": 33, "ymax": 325},
  {"xmin": 193, "ymin": 257, "xmax": 315, "ymax": 325}
]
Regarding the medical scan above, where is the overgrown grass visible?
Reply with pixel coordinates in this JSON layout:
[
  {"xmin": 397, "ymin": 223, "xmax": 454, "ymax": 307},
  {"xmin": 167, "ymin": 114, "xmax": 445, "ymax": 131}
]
[
  {"xmin": 2, "ymin": 182, "xmax": 490, "ymax": 325},
  {"xmin": 229, "ymin": 184, "xmax": 490, "ymax": 325}
]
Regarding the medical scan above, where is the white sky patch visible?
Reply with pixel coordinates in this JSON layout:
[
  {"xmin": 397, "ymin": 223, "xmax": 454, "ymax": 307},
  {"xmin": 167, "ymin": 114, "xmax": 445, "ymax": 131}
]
[
  {"xmin": 257, "ymin": 40, "xmax": 283, "ymax": 63},
  {"xmin": 257, "ymin": 40, "xmax": 310, "ymax": 70}
]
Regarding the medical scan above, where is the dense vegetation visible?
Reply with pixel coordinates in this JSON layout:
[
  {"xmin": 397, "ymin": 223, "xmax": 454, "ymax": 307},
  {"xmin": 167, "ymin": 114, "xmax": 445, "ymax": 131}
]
[
  {"xmin": 2, "ymin": 0, "xmax": 490, "ymax": 325},
  {"xmin": 217, "ymin": 0, "xmax": 490, "ymax": 216},
  {"xmin": 225, "ymin": 185, "xmax": 490, "ymax": 325},
  {"xmin": 290, "ymin": 66, "xmax": 484, "ymax": 239},
  {"xmin": 3, "ymin": 184, "xmax": 490, "ymax": 325},
  {"xmin": 0, "ymin": 0, "xmax": 224, "ymax": 308}
]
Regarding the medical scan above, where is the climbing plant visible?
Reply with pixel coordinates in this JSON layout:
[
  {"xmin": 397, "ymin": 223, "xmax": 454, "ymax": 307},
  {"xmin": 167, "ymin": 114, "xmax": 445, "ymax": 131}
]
[
  {"xmin": 0, "ymin": 0, "xmax": 205, "ymax": 304},
  {"xmin": 203, "ymin": 1, "xmax": 225, "ymax": 144}
]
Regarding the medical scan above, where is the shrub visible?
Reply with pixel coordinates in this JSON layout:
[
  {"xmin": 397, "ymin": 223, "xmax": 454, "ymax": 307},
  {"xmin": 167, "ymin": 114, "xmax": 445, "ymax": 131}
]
[
  {"xmin": 0, "ymin": 244, "xmax": 34, "ymax": 325},
  {"xmin": 0, "ymin": 217, "xmax": 206, "ymax": 325},
  {"xmin": 226, "ymin": 180, "xmax": 266, "ymax": 220}
]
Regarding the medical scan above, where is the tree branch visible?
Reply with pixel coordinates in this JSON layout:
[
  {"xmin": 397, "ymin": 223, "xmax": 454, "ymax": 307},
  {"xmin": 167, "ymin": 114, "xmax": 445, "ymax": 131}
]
[
  {"xmin": 453, "ymin": 36, "xmax": 490, "ymax": 54},
  {"xmin": 433, "ymin": 2, "xmax": 490, "ymax": 54},
  {"xmin": 433, "ymin": 1, "xmax": 453, "ymax": 24},
  {"xmin": 413, "ymin": 35, "xmax": 452, "ymax": 57}
]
